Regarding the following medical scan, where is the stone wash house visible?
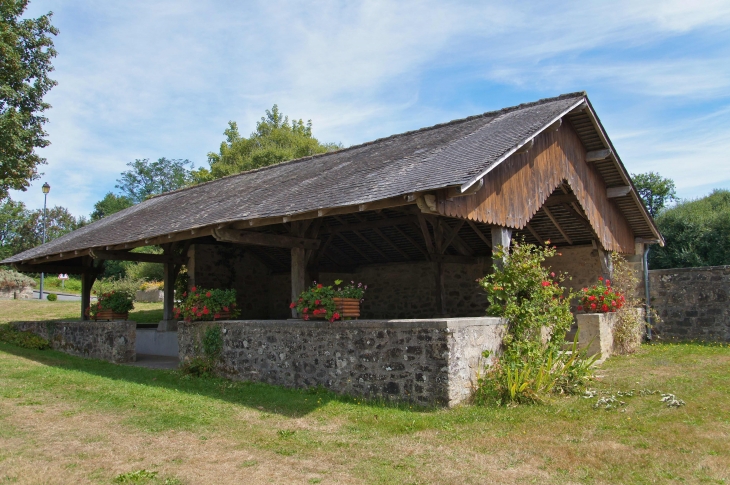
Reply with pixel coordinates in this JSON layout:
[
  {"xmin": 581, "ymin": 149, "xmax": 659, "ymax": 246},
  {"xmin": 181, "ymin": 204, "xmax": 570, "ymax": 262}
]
[{"xmin": 3, "ymin": 92, "xmax": 664, "ymax": 405}]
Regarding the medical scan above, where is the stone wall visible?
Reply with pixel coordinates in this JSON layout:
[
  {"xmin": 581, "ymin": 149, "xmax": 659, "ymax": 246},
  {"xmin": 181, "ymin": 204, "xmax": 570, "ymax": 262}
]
[
  {"xmin": 179, "ymin": 317, "xmax": 506, "ymax": 406},
  {"xmin": 11, "ymin": 321, "xmax": 136, "ymax": 363},
  {"xmin": 545, "ymin": 245, "xmax": 605, "ymax": 293},
  {"xmin": 649, "ymin": 266, "xmax": 730, "ymax": 342}
]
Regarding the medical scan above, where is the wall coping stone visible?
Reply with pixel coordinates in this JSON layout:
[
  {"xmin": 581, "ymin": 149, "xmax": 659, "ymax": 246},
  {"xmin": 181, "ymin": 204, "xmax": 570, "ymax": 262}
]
[
  {"xmin": 183, "ymin": 317, "xmax": 503, "ymax": 330},
  {"xmin": 649, "ymin": 265, "xmax": 730, "ymax": 275}
]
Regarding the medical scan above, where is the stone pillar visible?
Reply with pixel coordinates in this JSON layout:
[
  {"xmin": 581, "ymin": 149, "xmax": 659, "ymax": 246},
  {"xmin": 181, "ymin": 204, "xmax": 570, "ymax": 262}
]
[
  {"xmin": 491, "ymin": 226, "xmax": 512, "ymax": 270},
  {"xmin": 291, "ymin": 247, "xmax": 306, "ymax": 318}
]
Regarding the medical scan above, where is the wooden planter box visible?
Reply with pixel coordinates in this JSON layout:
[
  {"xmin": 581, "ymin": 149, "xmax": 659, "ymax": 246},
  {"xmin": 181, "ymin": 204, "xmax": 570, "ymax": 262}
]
[
  {"xmin": 306, "ymin": 298, "xmax": 361, "ymax": 319},
  {"xmin": 94, "ymin": 310, "xmax": 129, "ymax": 321}
]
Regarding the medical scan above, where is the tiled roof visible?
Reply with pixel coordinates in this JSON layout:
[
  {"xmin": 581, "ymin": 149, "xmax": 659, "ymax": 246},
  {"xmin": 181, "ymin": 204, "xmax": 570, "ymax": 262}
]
[{"xmin": 3, "ymin": 92, "xmax": 608, "ymax": 263}]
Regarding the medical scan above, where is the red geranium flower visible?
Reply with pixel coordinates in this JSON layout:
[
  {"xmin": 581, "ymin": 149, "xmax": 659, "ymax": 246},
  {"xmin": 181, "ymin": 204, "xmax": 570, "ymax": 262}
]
[
  {"xmin": 191, "ymin": 286, "xmax": 197, "ymax": 292},
  {"xmin": 206, "ymin": 291, "xmax": 212, "ymax": 298},
  {"xmin": 289, "ymin": 302, "xmax": 296, "ymax": 309},
  {"xmin": 223, "ymin": 306, "xmax": 229, "ymax": 312},
  {"xmin": 577, "ymin": 305, "xmax": 583, "ymax": 311},
  {"xmin": 317, "ymin": 284, "xmax": 323, "ymax": 289},
  {"xmin": 203, "ymin": 307, "xmax": 209, "ymax": 315},
  {"xmin": 589, "ymin": 295, "xmax": 596, "ymax": 301},
  {"xmin": 598, "ymin": 276, "xmax": 603, "ymax": 281},
  {"xmin": 303, "ymin": 307, "xmax": 309, "ymax": 313},
  {"xmin": 315, "ymin": 299, "xmax": 321, "ymax": 305},
  {"xmin": 590, "ymin": 303, "xmax": 597, "ymax": 309},
  {"xmin": 333, "ymin": 312, "xmax": 340, "ymax": 320},
  {"xmin": 601, "ymin": 304, "xmax": 609, "ymax": 312},
  {"xmin": 541, "ymin": 281, "xmax": 550, "ymax": 287}
]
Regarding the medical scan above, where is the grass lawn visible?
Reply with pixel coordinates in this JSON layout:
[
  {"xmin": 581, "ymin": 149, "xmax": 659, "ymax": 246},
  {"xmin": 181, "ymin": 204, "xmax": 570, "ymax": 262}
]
[
  {"xmin": 0, "ymin": 340, "xmax": 727, "ymax": 485},
  {"xmin": 0, "ymin": 300, "xmax": 164, "ymax": 324}
]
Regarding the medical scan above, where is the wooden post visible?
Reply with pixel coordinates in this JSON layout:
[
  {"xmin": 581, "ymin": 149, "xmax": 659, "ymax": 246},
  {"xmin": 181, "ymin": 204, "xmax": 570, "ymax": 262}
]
[
  {"xmin": 436, "ymin": 262, "xmax": 446, "ymax": 316},
  {"xmin": 81, "ymin": 272, "xmax": 96, "ymax": 321},
  {"xmin": 291, "ymin": 247, "xmax": 306, "ymax": 318},
  {"xmin": 491, "ymin": 226, "xmax": 512, "ymax": 270},
  {"xmin": 158, "ymin": 262, "xmax": 178, "ymax": 331}
]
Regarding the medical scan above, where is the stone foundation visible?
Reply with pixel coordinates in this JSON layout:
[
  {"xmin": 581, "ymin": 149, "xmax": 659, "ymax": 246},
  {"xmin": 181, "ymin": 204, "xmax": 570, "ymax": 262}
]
[
  {"xmin": 649, "ymin": 266, "xmax": 730, "ymax": 341},
  {"xmin": 179, "ymin": 317, "xmax": 505, "ymax": 406},
  {"xmin": 11, "ymin": 321, "xmax": 136, "ymax": 363}
]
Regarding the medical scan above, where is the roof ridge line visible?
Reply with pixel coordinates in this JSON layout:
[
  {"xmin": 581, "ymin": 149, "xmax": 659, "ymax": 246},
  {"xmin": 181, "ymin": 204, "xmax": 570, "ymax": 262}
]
[{"xmin": 149, "ymin": 91, "xmax": 587, "ymax": 200}]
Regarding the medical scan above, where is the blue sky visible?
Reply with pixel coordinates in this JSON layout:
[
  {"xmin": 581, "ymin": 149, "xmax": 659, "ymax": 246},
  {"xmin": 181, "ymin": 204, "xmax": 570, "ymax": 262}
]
[{"xmin": 11, "ymin": 0, "xmax": 730, "ymax": 217}]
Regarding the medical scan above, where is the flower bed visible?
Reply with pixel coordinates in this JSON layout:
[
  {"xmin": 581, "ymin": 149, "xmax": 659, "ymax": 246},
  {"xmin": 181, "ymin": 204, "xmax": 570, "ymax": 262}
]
[
  {"xmin": 577, "ymin": 277, "xmax": 625, "ymax": 313},
  {"xmin": 175, "ymin": 286, "xmax": 240, "ymax": 321},
  {"xmin": 87, "ymin": 290, "xmax": 134, "ymax": 320},
  {"xmin": 291, "ymin": 280, "xmax": 366, "ymax": 321}
]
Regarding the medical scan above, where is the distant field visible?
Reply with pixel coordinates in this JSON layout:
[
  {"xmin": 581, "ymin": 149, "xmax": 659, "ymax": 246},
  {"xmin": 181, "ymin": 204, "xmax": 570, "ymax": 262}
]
[
  {"xmin": 0, "ymin": 340, "xmax": 727, "ymax": 484},
  {"xmin": 0, "ymin": 300, "xmax": 164, "ymax": 324}
]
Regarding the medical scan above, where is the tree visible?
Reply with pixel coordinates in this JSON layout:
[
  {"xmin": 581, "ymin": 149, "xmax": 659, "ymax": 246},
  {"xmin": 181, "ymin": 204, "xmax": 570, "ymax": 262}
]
[
  {"xmin": 202, "ymin": 105, "xmax": 341, "ymax": 180},
  {"xmin": 650, "ymin": 189, "xmax": 730, "ymax": 269},
  {"xmin": 90, "ymin": 192, "xmax": 133, "ymax": 221},
  {"xmin": 632, "ymin": 172, "xmax": 678, "ymax": 218},
  {"xmin": 0, "ymin": 197, "xmax": 26, "ymax": 260},
  {"xmin": 0, "ymin": 1, "xmax": 58, "ymax": 199},
  {"xmin": 0, "ymin": 198, "xmax": 83, "ymax": 259},
  {"xmin": 116, "ymin": 158, "xmax": 192, "ymax": 203}
]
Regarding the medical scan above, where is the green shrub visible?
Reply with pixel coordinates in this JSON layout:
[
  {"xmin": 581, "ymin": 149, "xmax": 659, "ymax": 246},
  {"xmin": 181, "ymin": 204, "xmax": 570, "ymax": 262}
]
[
  {"xmin": 474, "ymin": 239, "xmax": 595, "ymax": 405},
  {"xmin": 0, "ymin": 325, "xmax": 50, "ymax": 350},
  {"xmin": 610, "ymin": 253, "xmax": 645, "ymax": 354},
  {"xmin": 180, "ymin": 325, "xmax": 224, "ymax": 378},
  {"xmin": 46, "ymin": 293, "xmax": 58, "ymax": 301},
  {"xmin": 92, "ymin": 276, "xmax": 142, "ymax": 298}
]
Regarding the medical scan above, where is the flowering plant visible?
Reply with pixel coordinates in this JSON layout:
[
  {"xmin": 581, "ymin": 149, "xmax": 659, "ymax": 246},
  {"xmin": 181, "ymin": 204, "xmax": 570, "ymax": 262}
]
[
  {"xmin": 291, "ymin": 279, "xmax": 367, "ymax": 322},
  {"xmin": 175, "ymin": 286, "xmax": 240, "ymax": 322},
  {"xmin": 577, "ymin": 277, "xmax": 625, "ymax": 313},
  {"xmin": 88, "ymin": 290, "xmax": 134, "ymax": 318}
]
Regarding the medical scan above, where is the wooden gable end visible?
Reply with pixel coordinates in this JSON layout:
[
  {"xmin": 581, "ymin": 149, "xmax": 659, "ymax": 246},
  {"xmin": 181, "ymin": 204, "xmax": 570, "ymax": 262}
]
[{"xmin": 436, "ymin": 121, "xmax": 636, "ymax": 253}]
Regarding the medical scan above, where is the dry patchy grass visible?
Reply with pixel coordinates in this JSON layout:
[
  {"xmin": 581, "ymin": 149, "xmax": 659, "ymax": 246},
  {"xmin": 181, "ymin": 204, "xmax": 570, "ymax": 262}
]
[{"xmin": 0, "ymin": 342, "xmax": 728, "ymax": 484}]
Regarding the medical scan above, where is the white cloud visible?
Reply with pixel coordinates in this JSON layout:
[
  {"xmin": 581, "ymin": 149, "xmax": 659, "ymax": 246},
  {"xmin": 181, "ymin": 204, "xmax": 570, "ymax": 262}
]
[{"xmin": 9, "ymin": 0, "xmax": 730, "ymax": 216}]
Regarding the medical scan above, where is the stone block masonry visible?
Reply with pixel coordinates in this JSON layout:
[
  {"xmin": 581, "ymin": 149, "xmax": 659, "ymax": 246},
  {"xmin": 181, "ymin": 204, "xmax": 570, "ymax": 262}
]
[
  {"xmin": 649, "ymin": 266, "xmax": 730, "ymax": 342},
  {"xmin": 179, "ymin": 317, "xmax": 506, "ymax": 406},
  {"xmin": 11, "ymin": 321, "xmax": 136, "ymax": 363}
]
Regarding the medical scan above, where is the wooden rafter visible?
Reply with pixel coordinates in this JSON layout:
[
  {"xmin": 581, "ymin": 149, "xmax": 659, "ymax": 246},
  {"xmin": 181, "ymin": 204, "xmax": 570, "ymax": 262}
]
[
  {"xmin": 525, "ymin": 223, "xmax": 545, "ymax": 245},
  {"xmin": 467, "ymin": 220, "xmax": 492, "ymax": 248},
  {"xmin": 351, "ymin": 214, "xmax": 410, "ymax": 261},
  {"xmin": 542, "ymin": 206, "xmax": 573, "ymax": 245},
  {"xmin": 437, "ymin": 219, "xmax": 474, "ymax": 256},
  {"xmin": 334, "ymin": 216, "xmax": 391, "ymax": 261},
  {"xmin": 416, "ymin": 213, "xmax": 435, "ymax": 255},
  {"xmin": 392, "ymin": 225, "xmax": 430, "ymax": 259}
]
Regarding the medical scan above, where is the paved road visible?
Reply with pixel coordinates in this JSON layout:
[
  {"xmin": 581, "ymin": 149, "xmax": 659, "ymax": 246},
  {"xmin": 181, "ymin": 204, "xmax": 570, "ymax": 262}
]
[{"xmin": 32, "ymin": 290, "xmax": 95, "ymax": 302}]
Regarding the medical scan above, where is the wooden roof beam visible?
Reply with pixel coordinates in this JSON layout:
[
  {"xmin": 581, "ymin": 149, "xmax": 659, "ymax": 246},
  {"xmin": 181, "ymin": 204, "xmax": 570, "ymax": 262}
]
[
  {"xmin": 333, "ymin": 216, "xmax": 391, "ymax": 261},
  {"xmin": 13, "ymin": 263, "xmax": 103, "ymax": 275},
  {"xmin": 607, "ymin": 186, "xmax": 632, "ymax": 198},
  {"xmin": 89, "ymin": 249, "xmax": 185, "ymax": 265},
  {"xmin": 525, "ymin": 223, "xmax": 545, "ymax": 245},
  {"xmin": 467, "ymin": 220, "xmax": 492, "ymax": 248},
  {"xmin": 213, "ymin": 227, "xmax": 320, "ymax": 250},
  {"xmin": 585, "ymin": 148, "xmax": 612, "ymax": 162},
  {"xmin": 542, "ymin": 206, "xmax": 573, "ymax": 245}
]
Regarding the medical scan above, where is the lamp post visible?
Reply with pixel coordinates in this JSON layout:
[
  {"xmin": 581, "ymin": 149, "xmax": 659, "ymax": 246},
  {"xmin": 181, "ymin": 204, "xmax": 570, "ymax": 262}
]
[{"xmin": 39, "ymin": 182, "xmax": 50, "ymax": 300}]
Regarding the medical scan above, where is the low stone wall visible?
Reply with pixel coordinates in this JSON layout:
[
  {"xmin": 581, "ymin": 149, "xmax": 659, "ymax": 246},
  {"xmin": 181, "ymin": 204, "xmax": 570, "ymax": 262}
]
[
  {"xmin": 135, "ymin": 289, "xmax": 163, "ymax": 303},
  {"xmin": 0, "ymin": 286, "xmax": 34, "ymax": 300},
  {"xmin": 649, "ymin": 266, "xmax": 730, "ymax": 342},
  {"xmin": 179, "ymin": 317, "xmax": 506, "ymax": 406},
  {"xmin": 11, "ymin": 321, "xmax": 136, "ymax": 363}
]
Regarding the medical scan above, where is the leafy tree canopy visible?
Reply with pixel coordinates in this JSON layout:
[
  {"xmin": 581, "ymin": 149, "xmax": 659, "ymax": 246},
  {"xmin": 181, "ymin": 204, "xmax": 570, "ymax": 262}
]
[
  {"xmin": 650, "ymin": 189, "xmax": 730, "ymax": 269},
  {"xmin": 116, "ymin": 158, "xmax": 192, "ymax": 203},
  {"xmin": 632, "ymin": 172, "xmax": 678, "ymax": 218},
  {"xmin": 90, "ymin": 192, "xmax": 133, "ymax": 221},
  {"xmin": 0, "ymin": 0, "xmax": 58, "ymax": 199},
  {"xmin": 200, "ymin": 105, "xmax": 341, "ymax": 181},
  {"xmin": 0, "ymin": 197, "xmax": 84, "ymax": 259}
]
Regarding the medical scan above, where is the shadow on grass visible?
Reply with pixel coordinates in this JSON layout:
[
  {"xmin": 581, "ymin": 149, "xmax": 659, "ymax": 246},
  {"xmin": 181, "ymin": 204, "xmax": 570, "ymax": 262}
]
[{"xmin": 0, "ymin": 343, "xmax": 435, "ymax": 419}]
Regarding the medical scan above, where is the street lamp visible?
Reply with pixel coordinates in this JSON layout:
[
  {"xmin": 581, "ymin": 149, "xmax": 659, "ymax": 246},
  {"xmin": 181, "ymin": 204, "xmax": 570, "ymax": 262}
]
[{"xmin": 39, "ymin": 183, "xmax": 50, "ymax": 300}]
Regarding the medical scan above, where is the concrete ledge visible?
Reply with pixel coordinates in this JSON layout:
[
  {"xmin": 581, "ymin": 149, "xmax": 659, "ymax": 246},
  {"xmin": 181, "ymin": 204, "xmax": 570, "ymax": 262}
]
[
  {"xmin": 136, "ymin": 329, "xmax": 178, "ymax": 357},
  {"xmin": 179, "ymin": 317, "xmax": 505, "ymax": 407},
  {"xmin": 576, "ymin": 313, "xmax": 616, "ymax": 363},
  {"xmin": 11, "ymin": 320, "xmax": 136, "ymax": 363}
]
